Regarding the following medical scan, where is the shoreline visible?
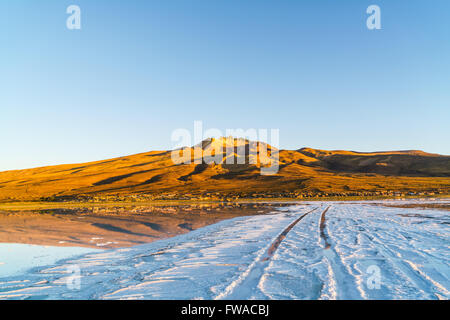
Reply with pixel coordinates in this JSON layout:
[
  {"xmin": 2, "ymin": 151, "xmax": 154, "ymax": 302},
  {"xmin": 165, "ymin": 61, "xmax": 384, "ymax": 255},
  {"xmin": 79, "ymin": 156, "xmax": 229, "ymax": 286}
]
[{"xmin": 0, "ymin": 194, "xmax": 448, "ymax": 211}]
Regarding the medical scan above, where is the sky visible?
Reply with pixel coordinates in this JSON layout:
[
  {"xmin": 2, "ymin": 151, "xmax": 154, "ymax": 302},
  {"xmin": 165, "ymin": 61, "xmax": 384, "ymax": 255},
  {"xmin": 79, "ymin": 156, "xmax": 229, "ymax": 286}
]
[{"xmin": 1, "ymin": 0, "xmax": 449, "ymax": 171}]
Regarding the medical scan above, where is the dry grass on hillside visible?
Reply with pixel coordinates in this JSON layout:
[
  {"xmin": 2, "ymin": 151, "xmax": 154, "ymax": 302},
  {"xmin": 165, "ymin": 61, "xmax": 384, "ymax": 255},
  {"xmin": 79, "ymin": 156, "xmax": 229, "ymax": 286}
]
[{"xmin": 0, "ymin": 138, "xmax": 448, "ymax": 202}]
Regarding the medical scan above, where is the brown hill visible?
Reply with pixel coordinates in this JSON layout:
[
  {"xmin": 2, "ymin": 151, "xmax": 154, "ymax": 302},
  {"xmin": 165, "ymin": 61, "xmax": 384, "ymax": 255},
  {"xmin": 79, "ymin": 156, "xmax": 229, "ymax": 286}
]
[{"xmin": 0, "ymin": 137, "xmax": 449, "ymax": 202}]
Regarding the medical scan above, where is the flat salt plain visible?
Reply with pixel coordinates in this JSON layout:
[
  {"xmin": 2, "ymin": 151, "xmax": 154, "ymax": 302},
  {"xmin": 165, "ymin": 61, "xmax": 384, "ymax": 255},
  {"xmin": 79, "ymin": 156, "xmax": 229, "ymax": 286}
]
[{"xmin": 0, "ymin": 199, "xmax": 448, "ymax": 300}]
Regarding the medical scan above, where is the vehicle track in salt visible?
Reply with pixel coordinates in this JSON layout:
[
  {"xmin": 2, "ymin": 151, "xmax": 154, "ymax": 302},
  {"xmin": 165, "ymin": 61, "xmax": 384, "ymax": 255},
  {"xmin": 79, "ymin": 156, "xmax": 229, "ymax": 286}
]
[
  {"xmin": 215, "ymin": 206, "xmax": 322, "ymax": 299},
  {"xmin": 319, "ymin": 206, "xmax": 331, "ymax": 249}
]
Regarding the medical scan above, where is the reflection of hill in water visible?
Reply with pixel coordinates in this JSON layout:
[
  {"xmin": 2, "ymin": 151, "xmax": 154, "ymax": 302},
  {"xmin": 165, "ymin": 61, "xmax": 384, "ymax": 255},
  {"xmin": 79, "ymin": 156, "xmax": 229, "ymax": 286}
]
[{"xmin": 0, "ymin": 203, "xmax": 283, "ymax": 248}]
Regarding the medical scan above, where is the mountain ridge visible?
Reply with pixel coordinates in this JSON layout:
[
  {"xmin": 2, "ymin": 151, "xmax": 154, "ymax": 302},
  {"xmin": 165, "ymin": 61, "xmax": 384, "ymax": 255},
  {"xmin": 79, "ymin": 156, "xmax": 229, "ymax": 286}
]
[{"xmin": 0, "ymin": 138, "xmax": 449, "ymax": 202}]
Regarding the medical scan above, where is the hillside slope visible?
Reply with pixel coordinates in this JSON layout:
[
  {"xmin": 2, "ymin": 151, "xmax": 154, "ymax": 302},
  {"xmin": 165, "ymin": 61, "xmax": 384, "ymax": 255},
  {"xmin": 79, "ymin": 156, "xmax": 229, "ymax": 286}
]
[{"xmin": 0, "ymin": 138, "xmax": 449, "ymax": 201}]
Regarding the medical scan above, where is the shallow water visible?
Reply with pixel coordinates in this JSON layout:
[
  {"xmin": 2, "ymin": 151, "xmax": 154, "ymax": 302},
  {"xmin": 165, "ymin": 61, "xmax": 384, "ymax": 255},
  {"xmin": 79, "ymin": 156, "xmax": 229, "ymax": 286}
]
[
  {"xmin": 0, "ymin": 243, "xmax": 97, "ymax": 278},
  {"xmin": 0, "ymin": 203, "xmax": 276, "ymax": 248}
]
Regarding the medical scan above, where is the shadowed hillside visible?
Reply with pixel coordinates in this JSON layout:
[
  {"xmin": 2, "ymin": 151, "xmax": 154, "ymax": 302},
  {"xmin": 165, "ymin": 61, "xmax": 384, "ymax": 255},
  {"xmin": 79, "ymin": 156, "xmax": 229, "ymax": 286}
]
[{"xmin": 0, "ymin": 137, "xmax": 449, "ymax": 202}]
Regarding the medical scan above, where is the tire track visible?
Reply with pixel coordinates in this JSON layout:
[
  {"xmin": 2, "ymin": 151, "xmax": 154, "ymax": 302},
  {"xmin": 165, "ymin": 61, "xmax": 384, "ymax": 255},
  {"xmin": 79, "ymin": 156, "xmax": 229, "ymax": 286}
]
[
  {"xmin": 319, "ymin": 206, "xmax": 364, "ymax": 299},
  {"xmin": 319, "ymin": 206, "xmax": 331, "ymax": 249},
  {"xmin": 262, "ymin": 207, "xmax": 320, "ymax": 261},
  {"xmin": 216, "ymin": 207, "xmax": 320, "ymax": 299},
  {"xmin": 359, "ymin": 227, "xmax": 445, "ymax": 299}
]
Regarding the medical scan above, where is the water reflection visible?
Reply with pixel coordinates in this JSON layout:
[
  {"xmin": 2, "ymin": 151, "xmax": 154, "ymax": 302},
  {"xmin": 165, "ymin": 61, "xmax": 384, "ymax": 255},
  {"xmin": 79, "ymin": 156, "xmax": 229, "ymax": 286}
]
[{"xmin": 0, "ymin": 203, "xmax": 284, "ymax": 249}]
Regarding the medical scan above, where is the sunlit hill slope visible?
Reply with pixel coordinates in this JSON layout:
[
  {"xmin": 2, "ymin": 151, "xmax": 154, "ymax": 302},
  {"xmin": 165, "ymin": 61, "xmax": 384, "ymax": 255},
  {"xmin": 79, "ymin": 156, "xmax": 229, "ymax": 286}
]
[{"xmin": 0, "ymin": 137, "xmax": 449, "ymax": 202}]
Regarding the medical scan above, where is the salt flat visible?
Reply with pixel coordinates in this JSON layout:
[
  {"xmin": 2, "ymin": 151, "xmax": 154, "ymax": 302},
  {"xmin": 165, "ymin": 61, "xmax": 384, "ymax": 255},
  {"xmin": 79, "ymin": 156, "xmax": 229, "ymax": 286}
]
[{"xmin": 0, "ymin": 200, "xmax": 448, "ymax": 300}]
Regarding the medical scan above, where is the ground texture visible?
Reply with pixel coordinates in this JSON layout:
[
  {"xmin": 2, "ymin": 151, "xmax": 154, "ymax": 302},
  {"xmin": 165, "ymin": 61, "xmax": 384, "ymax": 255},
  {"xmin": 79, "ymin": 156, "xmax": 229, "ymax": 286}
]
[{"xmin": 0, "ymin": 200, "xmax": 448, "ymax": 300}]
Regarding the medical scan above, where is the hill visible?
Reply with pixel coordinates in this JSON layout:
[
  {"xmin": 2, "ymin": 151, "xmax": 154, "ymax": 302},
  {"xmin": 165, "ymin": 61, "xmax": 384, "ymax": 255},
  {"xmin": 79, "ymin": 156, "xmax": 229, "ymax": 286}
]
[{"xmin": 0, "ymin": 137, "xmax": 449, "ymax": 202}]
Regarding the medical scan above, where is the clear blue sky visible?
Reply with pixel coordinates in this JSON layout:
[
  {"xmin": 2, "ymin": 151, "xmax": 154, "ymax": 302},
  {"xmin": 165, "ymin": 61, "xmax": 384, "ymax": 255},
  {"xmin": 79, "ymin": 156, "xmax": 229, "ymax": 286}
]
[{"xmin": 1, "ymin": 0, "xmax": 449, "ymax": 171}]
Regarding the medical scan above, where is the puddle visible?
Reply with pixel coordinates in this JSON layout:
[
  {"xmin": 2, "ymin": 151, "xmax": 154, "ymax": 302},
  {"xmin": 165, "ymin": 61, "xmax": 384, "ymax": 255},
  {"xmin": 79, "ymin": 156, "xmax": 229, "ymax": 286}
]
[{"xmin": 0, "ymin": 243, "xmax": 98, "ymax": 278}]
